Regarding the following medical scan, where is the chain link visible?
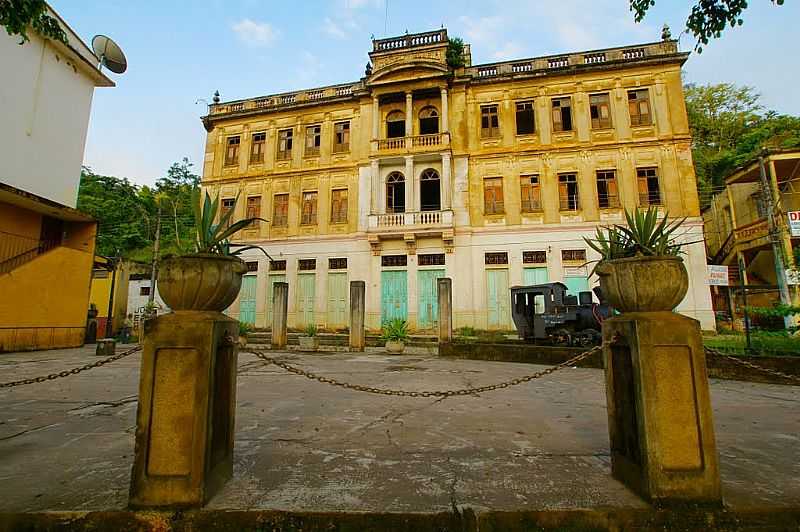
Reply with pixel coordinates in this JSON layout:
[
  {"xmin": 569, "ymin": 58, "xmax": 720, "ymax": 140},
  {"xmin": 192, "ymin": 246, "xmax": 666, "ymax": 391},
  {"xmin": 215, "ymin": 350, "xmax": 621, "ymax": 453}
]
[
  {"xmin": 0, "ymin": 345, "xmax": 143, "ymax": 389},
  {"xmin": 704, "ymin": 346, "xmax": 800, "ymax": 384},
  {"xmin": 246, "ymin": 344, "xmax": 604, "ymax": 397}
]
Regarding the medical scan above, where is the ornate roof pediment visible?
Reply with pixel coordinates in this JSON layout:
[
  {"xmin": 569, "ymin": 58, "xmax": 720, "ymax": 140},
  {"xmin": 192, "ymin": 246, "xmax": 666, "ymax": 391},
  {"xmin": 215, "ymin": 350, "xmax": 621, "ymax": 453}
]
[{"xmin": 367, "ymin": 59, "xmax": 449, "ymax": 86}]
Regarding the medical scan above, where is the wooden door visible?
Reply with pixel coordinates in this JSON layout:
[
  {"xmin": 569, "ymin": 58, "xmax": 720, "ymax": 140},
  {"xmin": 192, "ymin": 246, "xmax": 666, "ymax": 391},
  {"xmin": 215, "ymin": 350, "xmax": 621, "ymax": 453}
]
[
  {"xmin": 523, "ymin": 267, "xmax": 548, "ymax": 286},
  {"xmin": 380, "ymin": 270, "xmax": 407, "ymax": 323},
  {"xmin": 239, "ymin": 275, "xmax": 257, "ymax": 325},
  {"xmin": 487, "ymin": 269, "xmax": 511, "ymax": 330},
  {"xmin": 265, "ymin": 274, "xmax": 286, "ymax": 327},
  {"xmin": 326, "ymin": 272, "xmax": 348, "ymax": 329},
  {"xmin": 417, "ymin": 269, "xmax": 445, "ymax": 329},
  {"xmin": 296, "ymin": 273, "xmax": 316, "ymax": 327}
]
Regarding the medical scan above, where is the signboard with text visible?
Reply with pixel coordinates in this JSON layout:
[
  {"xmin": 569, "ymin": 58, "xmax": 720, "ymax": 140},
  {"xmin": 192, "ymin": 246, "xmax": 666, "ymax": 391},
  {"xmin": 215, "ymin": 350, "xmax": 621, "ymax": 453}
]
[
  {"xmin": 788, "ymin": 211, "xmax": 800, "ymax": 237},
  {"xmin": 708, "ymin": 265, "xmax": 729, "ymax": 286}
]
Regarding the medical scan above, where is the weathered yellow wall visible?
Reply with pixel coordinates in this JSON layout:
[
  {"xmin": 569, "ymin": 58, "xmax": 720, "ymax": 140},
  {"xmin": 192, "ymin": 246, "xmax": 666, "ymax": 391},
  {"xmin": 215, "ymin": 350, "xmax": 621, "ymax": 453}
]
[
  {"xmin": 0, "ymin": 202, "xmax": 42, "ymax": 239},
  {"xmin": 88, "ymin": 262, "xmax": 130, "ymax": 330}
]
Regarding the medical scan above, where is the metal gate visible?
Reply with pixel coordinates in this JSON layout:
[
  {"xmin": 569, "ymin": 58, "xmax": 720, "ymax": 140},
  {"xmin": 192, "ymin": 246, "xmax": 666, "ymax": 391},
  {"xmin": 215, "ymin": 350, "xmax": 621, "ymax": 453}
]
[
  {"xmin": 381, "ymin": 270, "xmax": 407, "ymax": 323},
  {"xmin": 417, "ymin": 269, "xmax": 445, "ymax": 329}
]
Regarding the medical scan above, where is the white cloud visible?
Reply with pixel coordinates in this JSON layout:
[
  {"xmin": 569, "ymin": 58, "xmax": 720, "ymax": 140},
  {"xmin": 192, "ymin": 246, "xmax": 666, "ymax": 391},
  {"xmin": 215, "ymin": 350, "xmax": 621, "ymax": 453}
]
[
  {"xmin": 492, "ymin": 41, "xmax": 523, "ymax": 60},
  {"xmin": 323, "ymin": 17, "xmax": 348, "ymax": 39},
  {"xmin": 457, "ymin": 15, "xmax": 504, "ymax": 45},
  {"xmin": 343, "ymin": 0, "xmax": 382, "ymax": 9},
  {"xmin": 231, "ymin": 19, "xmax": 278, "ymax": 47}
]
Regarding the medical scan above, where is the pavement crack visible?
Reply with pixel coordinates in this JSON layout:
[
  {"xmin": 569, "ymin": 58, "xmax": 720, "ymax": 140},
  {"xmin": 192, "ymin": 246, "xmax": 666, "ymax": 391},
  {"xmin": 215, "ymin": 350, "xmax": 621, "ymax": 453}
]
[{"xmin": 0, "ymin": 422, "xmax": 59, "ymax": 441}]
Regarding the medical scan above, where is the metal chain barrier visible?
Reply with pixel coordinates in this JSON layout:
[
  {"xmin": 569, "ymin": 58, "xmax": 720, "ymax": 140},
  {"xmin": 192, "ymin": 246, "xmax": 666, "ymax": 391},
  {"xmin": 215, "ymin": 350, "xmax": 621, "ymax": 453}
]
[
  {"xmin": 704, "ymin": 345, "xmax": 800, "ymax": 384},
  {"xmin": 246, "ymin": 344, "xmax": 603, "ymax": 397},
  {"xmin": 0, "ymin": 345, "xmax": 143, "ymax": 389}
]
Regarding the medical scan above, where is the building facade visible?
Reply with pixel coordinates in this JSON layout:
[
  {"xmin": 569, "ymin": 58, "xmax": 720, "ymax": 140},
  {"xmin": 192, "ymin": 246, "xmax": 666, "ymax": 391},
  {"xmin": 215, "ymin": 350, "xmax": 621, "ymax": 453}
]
[
  {"xmin": 0, "ymin": 7, "xmax": 114, "ymax": 351},
  {"xmin": 201, "ymin": 29, "xmax": 714, "ymax": 332}
]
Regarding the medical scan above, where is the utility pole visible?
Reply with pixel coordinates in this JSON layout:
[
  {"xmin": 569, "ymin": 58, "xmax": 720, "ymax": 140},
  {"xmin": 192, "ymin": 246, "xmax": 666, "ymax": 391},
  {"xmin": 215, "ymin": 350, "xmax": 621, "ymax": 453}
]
[
  {"xmin": 758, "ymin": 152, "xmax": 793, "ymax": 329},
  {"xmin": 149, "ymin": 206, "xmax": 161, "ymax": 305}
]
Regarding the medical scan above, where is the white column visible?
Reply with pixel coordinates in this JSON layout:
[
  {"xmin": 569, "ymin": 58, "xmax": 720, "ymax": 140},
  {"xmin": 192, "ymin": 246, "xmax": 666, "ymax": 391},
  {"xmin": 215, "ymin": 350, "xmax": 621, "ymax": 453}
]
[
  {"xmin": 441, "ymin": 152, "xmax": 451, "ymax": 210},
  {"xmin": 372, "ymin": 96, "xmax": 380, "ymax": 140},
  {"xmin": 404, "ymin": 155, "xmax": 415, "ymax": 212},
  {"xmin": 440, "ymin": 87, "xmax": 449, "ymax": 133},
  {"xmin": 371, "ymin": 160, "xmax": 381, "ymax": 214},
  {"xmin": 405, "ymin": 92, "xmax": 413, "ymax": 138}
]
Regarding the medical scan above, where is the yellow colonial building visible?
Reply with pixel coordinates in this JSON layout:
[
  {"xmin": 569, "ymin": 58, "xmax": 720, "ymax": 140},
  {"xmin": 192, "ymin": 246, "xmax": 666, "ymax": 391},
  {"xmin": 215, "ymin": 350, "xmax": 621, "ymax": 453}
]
[{"xmin": 200, "ymin": 29, "xmax": 713, "ymax": 331}]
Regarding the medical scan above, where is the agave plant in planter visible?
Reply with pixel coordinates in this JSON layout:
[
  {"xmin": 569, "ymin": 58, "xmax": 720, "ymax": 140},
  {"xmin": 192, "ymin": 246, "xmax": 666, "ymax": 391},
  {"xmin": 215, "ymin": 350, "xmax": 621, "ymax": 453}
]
[
  {"xmin": 585, "ymin": 207, "xmax": 688, "ymax": 313},
  {"xmin": 381, "ymin": 318, "xmax": 409, "ymax": 354},
  {"xmin": 298, "ymin": 323, "xmax": 320, "ymax": 351},
  {"xmin": 157, "ymin": 191, "xmax": 270, "ymax": 312}
]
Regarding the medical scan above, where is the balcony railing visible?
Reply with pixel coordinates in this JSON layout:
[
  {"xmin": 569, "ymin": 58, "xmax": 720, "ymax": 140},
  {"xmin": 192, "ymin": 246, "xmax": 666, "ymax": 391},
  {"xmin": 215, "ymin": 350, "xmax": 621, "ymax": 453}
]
[
  {"xmin": 0, "ymin": 231, "xmax": 60, "ymax": 275},
  {"xmin": 378, "ymin": 137, "xmax": 406, "ymax": 151},
  {"xmin": 368, "ymin": 210, "xmax": 453, "ymax": 231},
  {"xmin": 376, "ymin": 133, "xmax": 447, "ymax": 153}
]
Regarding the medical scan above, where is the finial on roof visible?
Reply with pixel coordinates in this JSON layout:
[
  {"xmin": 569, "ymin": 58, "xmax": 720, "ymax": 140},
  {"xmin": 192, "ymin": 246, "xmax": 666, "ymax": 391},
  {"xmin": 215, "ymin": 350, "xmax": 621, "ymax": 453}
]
[
  {"xmin": 661, "ymin": 24, "xmax": 672, "ymax": 41},
  {"xmin": 212, "ymin": 90, "xmax": 220, "ymax": 104}
]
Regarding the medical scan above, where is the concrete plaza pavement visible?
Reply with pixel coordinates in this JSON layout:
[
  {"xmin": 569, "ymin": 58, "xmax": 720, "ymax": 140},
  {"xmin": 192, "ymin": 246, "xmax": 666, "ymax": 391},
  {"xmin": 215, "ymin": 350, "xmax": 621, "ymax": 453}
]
[{"xmin": 0, "ymin": 344, "xmax": 798, "ymax": 515}]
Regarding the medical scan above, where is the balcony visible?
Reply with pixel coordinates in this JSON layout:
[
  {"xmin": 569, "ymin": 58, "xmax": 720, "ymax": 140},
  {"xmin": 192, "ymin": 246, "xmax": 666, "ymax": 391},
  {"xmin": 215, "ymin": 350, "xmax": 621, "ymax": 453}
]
[
  {"xmin": 368, "ymin": 209, "xmax": 453, "ymax": 234},
  {"xmin": 374, "ymin": 133, "xmax": 449, "ymax": 154}
]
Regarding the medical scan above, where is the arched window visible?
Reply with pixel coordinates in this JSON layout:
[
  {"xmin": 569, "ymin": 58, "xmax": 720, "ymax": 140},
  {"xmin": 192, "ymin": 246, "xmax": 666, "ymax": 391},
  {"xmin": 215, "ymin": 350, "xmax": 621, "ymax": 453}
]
[
  {"xmin": 386, "ymin": 111, "xmax": 406, "ymax": 138},
  {"xmin": 419, "ymin": 168, "xmax": 441, "ymax": 211},
  {"xmin": 386, "ymin": 172, "xmax": 406, "ymax": 213},
  {"xmin": 419, "ymin": 106, "xmax": 439, "ymax": 135}
]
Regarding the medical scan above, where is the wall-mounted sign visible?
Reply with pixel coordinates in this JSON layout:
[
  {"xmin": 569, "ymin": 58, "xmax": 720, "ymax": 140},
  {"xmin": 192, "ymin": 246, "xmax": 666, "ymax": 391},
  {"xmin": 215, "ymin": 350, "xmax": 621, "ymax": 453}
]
[
  {"xmin": 788, "ymin": 211, "xmax": 800, "ymax": 237},
  {"xmin": 708, "ymin": 265, "xmax": 729, "ymax": 286},
  {"xmin": 786, "ymin": 269, "xmax": 800, "ymax": 285}
]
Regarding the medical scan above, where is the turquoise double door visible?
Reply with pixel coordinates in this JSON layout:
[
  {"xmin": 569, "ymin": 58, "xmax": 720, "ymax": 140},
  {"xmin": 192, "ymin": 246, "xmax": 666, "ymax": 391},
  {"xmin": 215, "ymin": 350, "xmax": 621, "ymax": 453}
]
[
  {"xmin": 380, "ymin": 269, "xmax": 446, "ymax": 329},
  {"xmin": 239, "ymin": 276, "xmax": 257, "ymax": 325}
]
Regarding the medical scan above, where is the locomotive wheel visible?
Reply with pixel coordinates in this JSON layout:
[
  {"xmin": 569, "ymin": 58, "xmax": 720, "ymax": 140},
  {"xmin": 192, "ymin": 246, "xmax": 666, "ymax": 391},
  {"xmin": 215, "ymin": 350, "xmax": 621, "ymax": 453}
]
[
  {"xmin": 552, "ymin": 329, "xmax": 572, "ymax": 347},
  {"xmin": 576, "ymin": 328, "xmax": 601, "ymax": 347}
]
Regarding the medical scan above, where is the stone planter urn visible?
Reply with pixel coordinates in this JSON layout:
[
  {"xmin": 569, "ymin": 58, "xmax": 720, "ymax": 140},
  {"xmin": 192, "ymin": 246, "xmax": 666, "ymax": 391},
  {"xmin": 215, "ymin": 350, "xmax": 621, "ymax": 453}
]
[
  {"xmin": 385, "ymin": 340, "xmax": 405, "ymax": 354},
  {"xmin": 594, "ymin": 255, "xmax": 688, "ymax": 312},
  {"xmin": 158, "ymin": 254, "xmax": 247, "ymax": 312},
  {"xmin": 298, "ymin": 336, "xmax": 320, "ymax": 351}
]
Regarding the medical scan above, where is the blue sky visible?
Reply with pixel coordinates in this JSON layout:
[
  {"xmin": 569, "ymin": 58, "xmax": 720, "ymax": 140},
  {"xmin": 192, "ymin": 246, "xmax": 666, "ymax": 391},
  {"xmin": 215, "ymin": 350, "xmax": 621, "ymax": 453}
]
[{"xmin": 53, "ymin": 0, "xmax": 799, "ymax": 186}]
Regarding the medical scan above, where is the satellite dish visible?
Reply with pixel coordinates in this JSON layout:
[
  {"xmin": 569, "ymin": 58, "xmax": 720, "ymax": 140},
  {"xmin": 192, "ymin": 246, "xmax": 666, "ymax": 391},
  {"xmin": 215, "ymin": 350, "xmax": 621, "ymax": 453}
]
[{"xmin": 92, "ymin": 35, "xmax": 127, "ymax": 74}]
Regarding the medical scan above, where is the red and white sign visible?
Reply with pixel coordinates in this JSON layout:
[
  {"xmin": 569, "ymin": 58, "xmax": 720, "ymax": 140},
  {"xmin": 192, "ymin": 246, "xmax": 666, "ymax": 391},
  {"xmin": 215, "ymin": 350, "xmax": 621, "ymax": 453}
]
[{"xmin": 789, "ymin": 211, "xmax": 800, "ymax": 237}]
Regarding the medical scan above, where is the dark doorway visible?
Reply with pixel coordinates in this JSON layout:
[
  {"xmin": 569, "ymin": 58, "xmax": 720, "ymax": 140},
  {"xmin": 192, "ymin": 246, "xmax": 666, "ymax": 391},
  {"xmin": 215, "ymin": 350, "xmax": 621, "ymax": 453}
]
[
  {"xmin": 40, "ymin": 216, "xmax": 64, "ymax": 245},
  {"xmin": 386, "ymin": 172, "xmax": 406, "ymax": 213},
  {"xmin": 386, "ymin": 111, "xmax": 406, "ymax": 138},
  {"xmin": 420, "ymin": 169, "xmax": 441, "ymax": 211},
  {"xmin": 419, "ymin": 107, "xmax": 439, "ymax": 135}
]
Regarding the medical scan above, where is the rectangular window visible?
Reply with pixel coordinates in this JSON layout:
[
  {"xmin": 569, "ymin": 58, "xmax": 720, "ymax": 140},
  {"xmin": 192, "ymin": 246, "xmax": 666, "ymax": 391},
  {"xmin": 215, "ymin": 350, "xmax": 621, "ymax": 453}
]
[
  {"xmin": 596, "ymin": 170, "xmax": 619, "ymax": 209},
  {"xmin": 418, "ymin": 253, "xmax": 445, "ymax": 266},
  {"xmin": 628, "ymin": 89, "xmax": 652, "ymax": 126},
  {"xmin": 381, "ymin": 255, "xmax": 407, "ymax": 267},
  {"xmin": 277, "ymin": 128, "xmax": 293, "ymax": 160},
  {"xmin": 333, "ymin": 121, "xmax": 350, "ymax": 152},
  {"xmin": 272, "ymin": 194, "xmax": 288, "ymax": 227},
  {"xmin": 515, "ymin": 100, "xmax": 535, "ymax": 135},
  {"xmin": 305, "ymin": 125, "xmax": 321, "ymax": 157},
  {"xmin": 139, "ymin": 286, "xmax": 151, "ymax": 296},
  {"xmin": 523, "ymin": 250, "xmax": 547, "ymax": 264},
  {"xmin": 246, "ymin": 261, "xmax": 259, "ymax": 272},
  {"xmin": 225, "ymin": 136, "xmax": 240, "ymax": 166},
  {"xmin": 329, "ymin": 257, "xmax": 348, "ymax": 269},
  {"xmin": 221, "ymin": 198, "xmax": 235, "ymax": 227},
  {"xmin": 484, "ymin": 252, "xmax": 509, "ymax": 265},
  {"xmin": 483, "ymin": 177, "xmax": 504, "ymax": 215},
  {"xmin": 246, "ymin": 195, "xmax": 261, "ymax": 219},
  {"xmin": 330, "ymin": 188, "xmax": 348, "ymax": 224},
  {"xmin": 298, "ymin": 259, "xmax": 316, "ymax": 271},
  {"xmin": 637, "ymin": 167, "xmax": 662, "ymax": 205},
  {"xmin": 561, "ymin": 249, "xmax": 586, "ymax": 263},
  {"xmin": 551, "ymin": 97, "xmax": 573, "ymax": 132},
  {"xmin": 520, "ymin": 174, "xmax": 542, "ymax": 212},
  {"xmin": 558, "ymin": 173, "xmax": 580, "ymax": 211},
  {"xmin": 270, "ymin": 260, "xmax": 286, "ymax": 271},
  {"xmin": 301, "ymin": 191, "xmax": 318, "ymax": 225},
  {"xmin": 480, "ymin": 104, "xmax": 500, "ymax": 138},
  {"xmin": 589, "ymin": 93, "xmax": 612, "ymax": 129},
  {"xmin": 250, "ymin": 132, "xmax": 266, "ymax": 163}
]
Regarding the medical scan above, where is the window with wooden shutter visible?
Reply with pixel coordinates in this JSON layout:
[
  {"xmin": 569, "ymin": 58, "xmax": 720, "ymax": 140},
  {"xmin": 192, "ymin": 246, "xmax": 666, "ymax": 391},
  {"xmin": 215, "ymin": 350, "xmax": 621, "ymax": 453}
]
[
  {"xmin": 330, "ymin": 189, "xmax": 348, "ymax": 224},
  {"xmin": 480, "ymin": 105, "xmax": 500, "ymax": 138},
  {"xmin": 301, "ymin": 191, "xmax": 318, "ymax": 225},
  {"xmin": 596, "ymin": 170, "xmax": 619, "ymax": 208},
  {"xmin": 250, "ymin": 132, "xmax": 266, "ymax": 163},
  {"xmin": 225, "ymin": 136, "xmax": 240, "ymax": 166},
  {"xmin": 221, "ymin": 198, "xmax": 235, "ymax": 227},
  {"xmin": 558, "ymin": 173, "xmax": 579, "ymax": 211},
  {"xmin": 483, "ymin": 177, "xmax": 504, "ymax": 214},
  {"xmin": 520, "ymin": 174, "xmax": 542, "ymax": 212},
  {"xmin": 246, "ymin": 196, "xmax": 261, "ymax": 220},
  {"xmin": 272, "ymin": 194, "xmax": 288, "ymax": 227},
  {"xmin": 551, "ymin": 97, "xmax": 573, "ymax": 132},
  {"xmin": 333, "ymin": 121, "xmax": 350, "ymax": 152},
  {"xmin": 628, "ymin": 89, "xmax": 652, "ymax": 126},
  {"xmin": 305, "ymin": 125, "xmax": 321, "ymax": 157},
  {"xmin": 277, "ymin": 128, "xmax": 293, "ymax": 160},
  {"xmin": 637, "ymin": 167, "xmax": 662, "ymax": 205},
  {"xmin": 589, "ymin": 93, "xmax": 612, "ymax": 129},
  {"xmin": 515, "ymin": 101, "xmax": 535, "ymax": 135}
]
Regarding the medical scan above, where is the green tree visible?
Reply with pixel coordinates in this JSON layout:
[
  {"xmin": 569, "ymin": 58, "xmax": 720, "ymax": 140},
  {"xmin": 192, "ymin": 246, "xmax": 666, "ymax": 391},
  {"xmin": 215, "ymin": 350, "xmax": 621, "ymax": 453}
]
[
  {"xmin": 0, "ymin": 0, "xmax": 67, "ymax": 44},
  {"xmin": 446, "ymin": 37, "xmax": 465, "ymax": 69},
  {"xmin": 154, "ymin": 157, "xmax": 200, "ymax": 251},
  {"xmin": 630, "ymin": 0, "xmax": 785, "ymax": 52}
]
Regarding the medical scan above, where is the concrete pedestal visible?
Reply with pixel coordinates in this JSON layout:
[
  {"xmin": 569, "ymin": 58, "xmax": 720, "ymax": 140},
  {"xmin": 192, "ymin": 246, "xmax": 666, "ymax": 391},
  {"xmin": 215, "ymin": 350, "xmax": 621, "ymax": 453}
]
[
  {"xmin": 603, "ymin": 312, "xmax": 721, "ymax": 504},
  {"xmin": 437, "ymin": 278, "xmax": 452, "ymax": 344},
  {"xmin": 129, "ymin": 311, "xmax": 238, "ymax": 508},
  {"xmin": 349, "ymin": 281, "xmax": 365, "ymax": 351},
  {"xmin": 272, "ymin": 282, "xmax": 288, "ymax": 349}
]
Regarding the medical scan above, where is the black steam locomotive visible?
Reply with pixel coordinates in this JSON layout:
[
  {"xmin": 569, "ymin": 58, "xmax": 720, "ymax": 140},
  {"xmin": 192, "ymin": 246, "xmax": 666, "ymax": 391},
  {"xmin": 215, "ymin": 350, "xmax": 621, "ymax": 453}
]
[{"xmin": 510, "ymin": 282, "xmax": 611, "ymax": 346}]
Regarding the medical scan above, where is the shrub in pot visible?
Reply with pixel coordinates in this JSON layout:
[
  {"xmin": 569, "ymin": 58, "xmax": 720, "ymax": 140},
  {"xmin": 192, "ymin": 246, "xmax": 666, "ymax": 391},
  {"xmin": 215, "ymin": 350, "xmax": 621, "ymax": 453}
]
[
  {"xmin": 382, "ymin": 318, "xmax": 409, "ymax": 354},
  {"xmin": 299, "ymin": 323, "xmax": 320, "ymax": 351},
  {"xmin": 158, "ymin": 191, "xmax": 269, "ymax": 312},
  {"xmin": 238, "ymin": 321, "xmax": 254, "ymax": 348},
  {"xmin": 585, "ymin": 207, "xmax": 688, "ymax": 312}
]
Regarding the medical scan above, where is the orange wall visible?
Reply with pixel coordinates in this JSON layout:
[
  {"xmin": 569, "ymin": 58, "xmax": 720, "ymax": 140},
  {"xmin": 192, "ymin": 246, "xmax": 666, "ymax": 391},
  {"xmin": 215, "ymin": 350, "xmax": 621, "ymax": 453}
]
[{"xmin": 0, "ymin": 201, "xmax": 42, "ymax": 239}]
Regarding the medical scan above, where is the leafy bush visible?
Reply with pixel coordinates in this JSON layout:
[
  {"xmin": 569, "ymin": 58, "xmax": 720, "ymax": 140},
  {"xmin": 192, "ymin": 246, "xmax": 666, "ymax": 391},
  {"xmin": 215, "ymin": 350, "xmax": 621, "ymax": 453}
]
[
  {"xmin": 381, "ymin": 319, "xmax": 409, "ymax": 342},
  {"xmin": 304, "ymin": 323, "xmax": 318, "ymax": 337},
  {"xmin": 457, "ymin": 326, "xmax": 477, "ymax": 337},
  {"xmin": 238, "ymin": 321, "xmax": 254, "ymax": 337},
  {"xmin": 446, "ymin": 37, "xmax": 465, "ymax": 68}
]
